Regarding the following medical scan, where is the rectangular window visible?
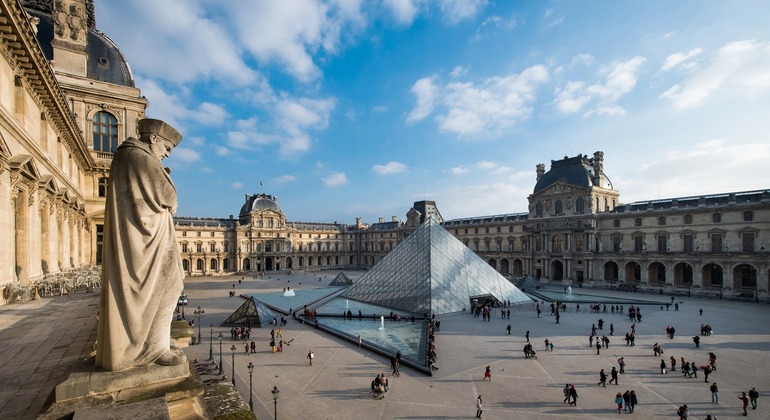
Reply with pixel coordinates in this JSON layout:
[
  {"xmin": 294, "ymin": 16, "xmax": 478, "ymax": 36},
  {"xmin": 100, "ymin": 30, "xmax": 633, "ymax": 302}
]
[
  {"xmin": 711, "ymin": 234, "xmax": 723, "ymax": 252},
  {"xmin": 182, "ymin": 231, "xmax": 187, "ymax": 237},
  {"xmin": 196, "ymin": 243, "xmax": 202, "ymax": 253},
  {"xmin": 634, "ymin": 218, "xmax": 642, "ymax": 227},
  {"xmin": 98, "ymin": 177, "xmax": 109, "ymax": 197},
  {"xmin": 613, "ymin": 236, "xmax": 621, "ymax": 252},
  {"xmin": 95, "ymin": 224, "xmax": 104, "ymax": 264},
  {"xmin": 657, "ymin": 235, "xmax": 667, "ymax": 253},
  {"xmin": 181, "ymin": 243, "xmax": 188, "ymax": 253},
  {"xmin": 683, "ymin": 234, "xmax": 694, "ymax": 252},
  {"xmin": 210, "ymin": 243, "xmax": 216, "ymax": 252},
  {"xmin": 575, "ymin": 235, "xmax": 583, "ymax": 252},
  {"xmin": 634, "ymin": 236, "xmax": 643, "ymax": 252},
  {"xmin": 742, "ymin": 232, "xmax": 755, "ymax": 252},
  {"xmin": 744, "ymin": 211, "xmax": 753, "ymax": 222},
  {"xmin": 613, "ymin": 219, "xmax": 620, "ymax": 228},
  {"xmin": 496, "ymin": 227, "xmax": 501, "ymax": 233},
  {"xmin": 508, "ymin": 240, "xmax": 514, "ymax": 251},
  {"xmin": 658, "ymin": 216, "xmax": 666, "ymax": 226}
]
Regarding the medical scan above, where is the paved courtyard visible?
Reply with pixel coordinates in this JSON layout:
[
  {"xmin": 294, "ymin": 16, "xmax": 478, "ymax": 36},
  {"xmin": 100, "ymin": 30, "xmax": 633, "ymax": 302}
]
[{"xmin": 1, "ymin": 270, "xmax": 769, "ymax": 419}]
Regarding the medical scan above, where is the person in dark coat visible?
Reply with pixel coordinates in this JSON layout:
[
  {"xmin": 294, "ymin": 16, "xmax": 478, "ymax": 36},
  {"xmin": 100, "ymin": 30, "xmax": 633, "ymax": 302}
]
[
  {"xmin": 569, "ymin": 385, "xmax": 578, "ymax": 406},
  {"xmin": 598, "ymin": 369, "xmax": 607, "ymax": 387},
  {"xmin": 629, "ymin": 390, "xmax": 638, "ymax": 413},
  {"xmin": 609, "ymin": 367, "xmax": 619, "ymax": 385}
]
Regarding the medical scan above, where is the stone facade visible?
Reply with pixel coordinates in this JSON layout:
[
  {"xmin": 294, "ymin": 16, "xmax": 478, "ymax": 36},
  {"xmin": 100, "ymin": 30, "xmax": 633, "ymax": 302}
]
[{"xmin": 0, "ymin": 0, "xmax": 146, "ymax": 303}]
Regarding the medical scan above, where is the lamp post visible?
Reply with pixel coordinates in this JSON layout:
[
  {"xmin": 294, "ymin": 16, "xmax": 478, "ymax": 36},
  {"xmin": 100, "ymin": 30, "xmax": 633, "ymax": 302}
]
[
  {"xmin": 247, "ymin": 362, "xmax": 254, "ymax": 412},
  {"xmin": 230, "ymin": 344, "xmax": 237, "ymax": 386},
  {"xmin": 188, "ymin": 250, "xmax": 193, "ymax": 276},
  {"xmin": 271, "ymin": 386, "xmax": 280, "ymax": 420},
  {"xmin": 193, "ymin": 306, "xmax": 205, "ymax": 345},
  {"xmin": 218, "ymin": 332, "xmax": 223, "ymax": 375},
  {"xmin": 208, "ymin": 323, "xmax": 214, "ymax": 360}
]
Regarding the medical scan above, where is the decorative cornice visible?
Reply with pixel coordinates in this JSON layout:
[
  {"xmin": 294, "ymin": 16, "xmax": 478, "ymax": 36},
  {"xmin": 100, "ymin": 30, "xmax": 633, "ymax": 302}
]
[{"xmin": 0, "ymin": 0, "xmax": 93, "ymax": 169}]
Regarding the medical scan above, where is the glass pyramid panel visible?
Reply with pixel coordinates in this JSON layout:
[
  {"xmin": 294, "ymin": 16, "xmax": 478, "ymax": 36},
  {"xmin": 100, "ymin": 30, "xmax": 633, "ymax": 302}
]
[
  {"xmin": 343, "ymin": 218, "xmax": 531, "ymax": 315},
  {"xmin": 329, "ymin": 272, "xmax": 353, "ymax": 286}
]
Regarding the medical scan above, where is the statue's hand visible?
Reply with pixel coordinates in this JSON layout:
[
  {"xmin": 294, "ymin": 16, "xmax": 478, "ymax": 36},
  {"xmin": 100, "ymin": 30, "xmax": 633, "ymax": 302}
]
[{"xmin": 164, "ymin": 167, "xmax": 172, "ymax": 174}]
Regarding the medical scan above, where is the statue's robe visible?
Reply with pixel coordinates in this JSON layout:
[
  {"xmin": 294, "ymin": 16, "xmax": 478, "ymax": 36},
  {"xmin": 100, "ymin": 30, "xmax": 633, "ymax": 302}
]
[{"xmin": 95, "ymin": 138, "xmax": 184, "ymax": 371}]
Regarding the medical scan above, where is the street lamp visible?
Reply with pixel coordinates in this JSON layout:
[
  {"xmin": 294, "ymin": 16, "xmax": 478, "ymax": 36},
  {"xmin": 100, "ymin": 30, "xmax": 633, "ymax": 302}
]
[
  {"xmin": 247, "ymin": 362, "xmax": 254, "ymax": 412},
  {"xmin": 218, "ymin": 332, "xmax": 223, "ymax": 375},
  {"xmin": 271, "ymin": 386, "xmax": 280, "ymax": 420},
  {"xmin": 193, "ymin": 306, "xmax": 205, "ymax": 345},
  {"xmin": 230, "ymin": 344, "xmax": 237, "ymax": 386},
  {"xmin": 208, "ymin": 324, "xmax": 214, "ymax": 360}
]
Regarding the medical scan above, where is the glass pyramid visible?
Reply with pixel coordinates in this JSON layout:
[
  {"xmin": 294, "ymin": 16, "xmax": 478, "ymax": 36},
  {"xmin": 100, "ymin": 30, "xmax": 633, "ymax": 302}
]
[
  {"xmin": 222, "ymin": 297, "xmax": 278, "ymax": 327},
  {"xmin": 343, "ymin": 217, "xmax": 531, "ymax": 315},
  {"xmin": 329, "ymin": 272, "xmax": 353, "ymax": 286}
]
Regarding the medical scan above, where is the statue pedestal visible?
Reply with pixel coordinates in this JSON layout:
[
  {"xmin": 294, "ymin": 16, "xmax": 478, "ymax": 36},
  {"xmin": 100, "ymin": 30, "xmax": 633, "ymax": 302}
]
[{"xmin": 41, "ymin": 362, "xmax": 205, "ymax": 419}]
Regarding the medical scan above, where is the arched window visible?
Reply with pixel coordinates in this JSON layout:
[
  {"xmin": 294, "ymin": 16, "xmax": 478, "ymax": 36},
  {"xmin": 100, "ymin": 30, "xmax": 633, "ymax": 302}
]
[
  {"xmin": 93, "ymin": 111, "xmax": 118, "ymax": 152},
  {"xmin": 575, "ymin": 197, "xmax": 585, "ymax": 214},
  {"xmin": 536, "ymin": 202, "xmax": 544, "ymax": 216},
  {"xmin": 554, "ymin": 200, "xmax": 563, "ymax": 215}
]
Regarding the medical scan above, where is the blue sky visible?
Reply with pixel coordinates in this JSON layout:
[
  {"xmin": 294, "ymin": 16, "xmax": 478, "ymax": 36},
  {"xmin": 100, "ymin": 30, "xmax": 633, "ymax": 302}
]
[{"xmin": 95, "ymin": 0, "xmax": 770, "ymax": 223}]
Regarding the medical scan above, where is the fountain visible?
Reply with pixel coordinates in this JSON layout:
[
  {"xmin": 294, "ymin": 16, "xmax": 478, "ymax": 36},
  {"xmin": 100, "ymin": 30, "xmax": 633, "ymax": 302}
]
[
  {"xmin": 283, "ymin": 288, "xmax": 296, "ymax": 297},
  {"xmin": 567, "ymin": 286, "xmax": 573, "ymax": 296},
  {"xmin": 378, "ymin": 315, "xmax": 385, "ymax": 331},
  {"xmin": 346, "ymin": 299, "xmax": 349, "ymax": 309}
]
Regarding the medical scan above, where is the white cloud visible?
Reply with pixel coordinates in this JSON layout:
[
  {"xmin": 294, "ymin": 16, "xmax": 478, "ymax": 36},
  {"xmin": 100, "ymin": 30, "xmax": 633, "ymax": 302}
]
[
  {"xmin": 554, "ymin": 56, "xmax": 646, "ymax": 115},
  {"xmin": 439, "ymin": 0, "xmax": 488, "ymax": 24},
  {"xmin": 322, "ymin": 172, "xmax": 348, "ymax": 187},
  {"xmin": 544, "ymin": 8, "xmax": 553, "ymax": 19},
  {"xmin": 192, "ymin": 102, "xmax": 230, "ymax": 126},
  {"xmin": 476, "ymin": 161, "xmax": 496, "ymax": 169},
  {"xmin": 406, "ymin": 76, "xmax": 437, "ymax": 123},
  {"xmin": 619, "ymin": 140, "xmax": 770, "ymax": 202},
  {"xmin": 187, "ymin": 136, "xmax": 205, "ymax": 146},
  {"xmin": 98, "ymin": 0, "xmax": 258, "ymax": 86},
  {"xmin": 229, "ymin": 0, "xmax": 366, "ymax": 83},
  {"xmin": 272, "ymin": 175, "xmax": 296, "ymax": 184},
  {"xmin": 171, "ymin": 147, "xmax": 200, "ymax": 162},
  {"xmin": 450, "ymin": 66, "xmax": 467, "ymax": 78},
  {"xmin": 373, "ymin": 105, "xmax": 388, "ymax": 113},
  {"xmin": 201, "ymin": 167, "xmax": 214, "ymax": 173},
  {"xmin": 450, "ymin": 165, "xmax": 469, "ymax": 175},
  {"xmin": 372, "ymin": 161, "xmax": 408, "ymax": 174},
  {"xmin": 215, "ymin": 146, "xmax": 231, "ymax": 156},
  {"xmin": 660, "ymin": 48, "xmax": 703, "ymax": 72},
  {"xmin": 231, "ymin": 182, "xmax": 244, "ymax": 189},
  {"xmin": 383, "ymin": 0, "xmax": 419, "ymax": 25},
  {"xmin": 660, "ymin": 40, "xmax": 770, "ymax": 109},
  {"xmin": 418, "ymin": 65, "xmax": 549, "ymax": 136}
]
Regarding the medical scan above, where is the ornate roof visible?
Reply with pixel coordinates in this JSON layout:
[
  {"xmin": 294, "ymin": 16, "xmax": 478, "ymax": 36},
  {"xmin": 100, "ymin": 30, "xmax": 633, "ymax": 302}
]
[{"xmin": 533, "ymin": 153, "xmax": 613, "ymax": 194}]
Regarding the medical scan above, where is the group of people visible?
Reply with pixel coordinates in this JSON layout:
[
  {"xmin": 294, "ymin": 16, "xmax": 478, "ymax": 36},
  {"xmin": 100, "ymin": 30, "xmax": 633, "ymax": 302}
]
[{"xmin": 230, "ymin": 325, "xmax": 251, "ymax": 341}]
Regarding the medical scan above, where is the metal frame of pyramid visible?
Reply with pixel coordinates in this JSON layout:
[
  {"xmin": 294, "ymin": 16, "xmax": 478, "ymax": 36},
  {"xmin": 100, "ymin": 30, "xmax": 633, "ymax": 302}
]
[
  {"xmin": 329, "ymin": 272, "xmax": 353, "ymax": 286},
  {"xmin": 342, "ymin": 217, "xmax": 532, "ymax": 315}
]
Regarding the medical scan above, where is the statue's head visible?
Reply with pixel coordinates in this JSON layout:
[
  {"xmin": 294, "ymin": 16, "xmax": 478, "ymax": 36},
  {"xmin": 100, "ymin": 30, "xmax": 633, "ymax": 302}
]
[{"xmin": 137, "ymin": 118, "xmax": 182, "ymax": 160}]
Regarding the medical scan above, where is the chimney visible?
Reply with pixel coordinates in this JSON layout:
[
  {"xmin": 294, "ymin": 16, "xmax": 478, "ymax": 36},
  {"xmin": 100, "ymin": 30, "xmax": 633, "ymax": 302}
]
[
  {"xmin": 379, "ymin": 218, "xmax": 384, "ymax": 223},
  {"xmin": 593, "ymin": 151, "xmax": 604, "ymax": 176},
  {"xmin": 392, "ymin": 216, "xmax": 397, "ymax": 222}
]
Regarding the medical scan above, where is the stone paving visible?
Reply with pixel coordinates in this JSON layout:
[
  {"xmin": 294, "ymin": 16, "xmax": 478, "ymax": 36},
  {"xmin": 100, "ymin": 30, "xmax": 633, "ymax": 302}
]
[{"xmin": 2, "ymin": 270, "xmax": 769, "ymax": 419}]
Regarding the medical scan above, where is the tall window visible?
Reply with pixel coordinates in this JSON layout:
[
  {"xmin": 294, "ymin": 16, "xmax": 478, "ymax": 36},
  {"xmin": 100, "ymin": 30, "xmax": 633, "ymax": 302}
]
[
  {"xmin": 95, "ymin": 224, "xmax": 104, "ymax": 264},
  {"xmin": 92, "ymin": 111, "xmax": 118, "ymax": 152},
  {"xmin": 196, "ymin": 243, "xmax": 202, "ymax": 253},
  {"xmin": 711, "ymin": 234, "xmax": 723, "ymax": 252},
  {"xmin": 98, "ymin": 177, "xmax": 109, "ymax": 197},
  {"xmin": 181, "ymin": 243, "xmax": 188, "ymax": 253},
  {"xmin": 683, "ymin": 234, "xmax": 694, "ymax": 252},
  {"xmin": 554, "ymin": 200, "xmax": 563, "ymax": 215},
  {"xmin": 742, "ymin": 232, "xmax": 755, "ymax": 252},
  {"xmin": 657, "ymin": 235, "xmax": 667, "ymax": 252},
  {"xmin": 634, "ymin": 236, "xmax": 643, "ymax": 252},
  {"xmin": 743, "ymin": 211, "xmax": 754, "ymax": 222},
  {"xmin": 536, "ymin": 202, "xmax": 543, "ymax": 216},
  {"xmin": 575, "ymin": 197, "xmax": 585, "ymax": 214}
]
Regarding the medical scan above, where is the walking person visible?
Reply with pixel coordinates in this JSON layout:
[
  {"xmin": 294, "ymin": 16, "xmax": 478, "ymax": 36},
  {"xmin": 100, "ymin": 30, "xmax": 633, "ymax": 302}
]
[
  {"xmin": 598, "ymin": 369, "xmax": 607, "ymax": 387},
  {"xmin": 483, "ymin": 365, "xmax": 492, "ymax": 381},
  {"xmin": 609, "ymin": 367, "xmax": 619, "ymax": 385},
  {"xmin": 629, "ymin": 390, "xmax": 638, "ymax": 413},
  {"xmin": 525, "ymin": 330, "xmax": 530, "ymax": 342},
  {"xmin": 660, "ymin": 359, "xmax": 667, "ymax": 374},
  {"xmin": 563, "ymin": 383, "xmax": 571, "ymax": 403},
  {"xmin": 506, "ymin": 324, "xmax": 511, "ymax": 335},
  {"xmin": 475, "ymin": 395, "xmax": 483, "ymax": 418},
  {"xmin": 617, "ymin": 357, "xmax": 626, "ymax": 374},
  {"xmin": 739, "ymin": 392, "xmax": 749, "ymax": 416},
  {"xmin": 710, "ymin": 382, "xmax": 719, "ymax": 404},
  {"xmin": 615, "ymin": 392, "xmax": 624, "ymax": 414},
  {"xmin": 569, "ymin": 384, "xmax": 578, "ymax": 406},
  {"xmin": 596, "ymin": 340, "xmax": 602, "ymax": 355},
  {"xmin": 749, "ymin": 387, "xmax": 759, "ymax": 409},
  {"xmin": 622, "ymin": 390, "xmax": 631, "ymax": 413},
  {"xmin": 307, "ymin": 350, "xmax": 314, "ymax": 365},
  {"xmin": 677, "ymin": 404, "xmax": 688, "ymax": 419}
]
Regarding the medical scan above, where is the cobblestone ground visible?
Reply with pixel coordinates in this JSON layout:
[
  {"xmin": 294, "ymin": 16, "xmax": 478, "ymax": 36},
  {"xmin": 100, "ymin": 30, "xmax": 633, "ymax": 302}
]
[{"xmin": 2, "ymin": 272, "xmax": 769, "ymax": 420}]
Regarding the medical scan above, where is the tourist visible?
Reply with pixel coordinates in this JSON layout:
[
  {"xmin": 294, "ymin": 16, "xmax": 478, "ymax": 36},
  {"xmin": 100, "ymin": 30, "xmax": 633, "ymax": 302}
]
[
  {"xmin": 622, "ymin": 390, "xmax": 631, "ymax": 412},
  {"xmin": 615, "ymin": 392, "xmax": 624, "ymax": 414},
  {"xmin": 710, "ymin": 382, "xmax": 719, "ymax": 404},
  {"xmin": 693, "ymin": 335, "xmax": 700, "ymax": 348},
  {"xmin": 676, "ymin": 404, "xmax": 688, "ymax": 419},
  {"xmin": 609, "ymin": 366, "xmax": 619, "ymax": 385},
  {"xmin": 670, "ymin": 356, "xmax": 677, "ymax": 372},
  {"xmin": 476, "ymin": 395, "xmax": 483, "ymax": 417},
  {"xmin": 739, "ymin": 391, "xmax": 749, "ymax": 416},
  {"xmin": 506, "ymin": 324, "xmax": 511, "ymax": 335},
  {"xmin": 617, "ymin": 357, "xmax": 626, "ymax": 374},
  {"xmin": 569, "ymin": 384, "xmax": 578, "ymax": 406},
  {"xmin": 483, "ymin": 365, "xmax": 492, "ymax": 381},
  {"xmin": 544, "ymin": 338, "xmax": 550, "ymax": 351},
  {"xmin": 563, "ymin": 384, "xmax": 571, "ymax": 403},
  {"xmin": 525, "ymin": 330, "xmax": 530, "ymax": 342},
  {"xmin": 630, "ymin": 390, "xmax": 638, "ymax": 413},
  {"xmin": 598, "ymin": 369, "xmax": 607, "ymax": 387},
  {"xmin": 596, "ymin": 341, "xmax": 601, "ymax": 355},
  {"xmin": 307, "ymin": 350, "xmax": 314, "ymax": 365},
  {"xmin": 660, "ymin": 359, "xmax": 667, "ymax": 374},
  {"xmin": 749, "ymin": 387, "xmax": 759, "ymax": 409}
]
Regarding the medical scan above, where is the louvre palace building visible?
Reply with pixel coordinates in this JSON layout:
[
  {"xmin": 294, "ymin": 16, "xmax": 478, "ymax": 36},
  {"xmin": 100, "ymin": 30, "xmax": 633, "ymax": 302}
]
[{"xmin": 1, "ymin": 0, "xmax": 768, "ymax": 305}]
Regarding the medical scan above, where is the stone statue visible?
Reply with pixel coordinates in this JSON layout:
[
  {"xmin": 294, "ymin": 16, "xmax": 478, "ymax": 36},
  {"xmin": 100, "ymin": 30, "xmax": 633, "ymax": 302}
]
[{"xmin": 96, "ymin": 119, "xmax": 186, "ymax": 371}]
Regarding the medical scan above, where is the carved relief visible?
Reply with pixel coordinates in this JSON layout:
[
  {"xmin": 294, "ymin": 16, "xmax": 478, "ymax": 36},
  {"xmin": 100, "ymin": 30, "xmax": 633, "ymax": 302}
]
[
  {"xmin": 67, "ymin": 4, "xmax": 86, "ymax": 41},
  {"xmin": 53, "ymin": 1, "xmax": 68, "ymax": 39}
]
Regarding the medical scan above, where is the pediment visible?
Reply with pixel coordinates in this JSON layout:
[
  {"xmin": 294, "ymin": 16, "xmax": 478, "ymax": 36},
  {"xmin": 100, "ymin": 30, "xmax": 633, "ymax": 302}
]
[
  {"xmin": 9, "ymin": 154, "xmax": 41, "ymax": 181},
  {"xmin": 538, "ymin": 183, "xmax": 579, "ymax": 196},
  {"xmin": 38, "ymin": 175, "xmax": 60, "ymax": 195}
]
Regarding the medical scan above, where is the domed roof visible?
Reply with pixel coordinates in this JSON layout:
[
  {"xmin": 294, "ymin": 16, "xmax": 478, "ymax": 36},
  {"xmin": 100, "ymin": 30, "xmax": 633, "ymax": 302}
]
[
  {"xmin": 24, "ymin": 5, "xmax": 135, "ymax": 87},
  {"xmin": 533, "ymin": 154, "xmax": 613, "ymax": 194},
  {"xmin": 239, "ymin": 194, "xmax": 281, "ymax": 216}
]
